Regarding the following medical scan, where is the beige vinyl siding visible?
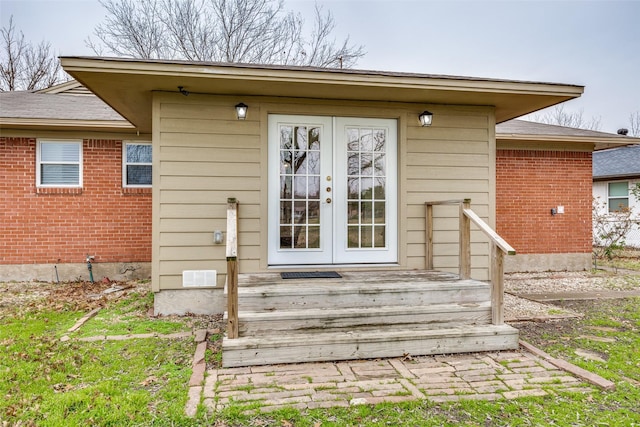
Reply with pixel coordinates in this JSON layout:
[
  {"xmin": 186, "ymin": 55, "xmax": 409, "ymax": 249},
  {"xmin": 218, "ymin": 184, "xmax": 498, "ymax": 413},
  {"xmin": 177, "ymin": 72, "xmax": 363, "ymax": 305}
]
[
  {"xmin": 153, "ymin": 93, "xmax": 261, "ymax": 290},
  {"xmin": 405, "ymin": 109, "xmax": 494, "ymax": 279},
  {"xmin": 153, "ymin": 92, "xmax": 496, "ymax": 290}
]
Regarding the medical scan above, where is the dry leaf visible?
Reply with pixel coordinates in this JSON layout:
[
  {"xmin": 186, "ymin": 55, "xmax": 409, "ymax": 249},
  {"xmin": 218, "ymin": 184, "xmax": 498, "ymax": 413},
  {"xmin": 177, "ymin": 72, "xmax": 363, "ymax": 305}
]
[{"xmin": 140, "ymin": 375, "xmax": 157, "ymax": 386}]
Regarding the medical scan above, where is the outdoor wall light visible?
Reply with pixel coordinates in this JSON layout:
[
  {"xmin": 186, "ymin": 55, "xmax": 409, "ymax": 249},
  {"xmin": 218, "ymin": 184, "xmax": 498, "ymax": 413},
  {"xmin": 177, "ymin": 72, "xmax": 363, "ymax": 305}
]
[
  {"xmin": 419, "ymin": 110, "xmax": 433, "ymax": 127},
  {"xmin": 235, "ymin": 103, "xmax": 248, "ymax": 120}
]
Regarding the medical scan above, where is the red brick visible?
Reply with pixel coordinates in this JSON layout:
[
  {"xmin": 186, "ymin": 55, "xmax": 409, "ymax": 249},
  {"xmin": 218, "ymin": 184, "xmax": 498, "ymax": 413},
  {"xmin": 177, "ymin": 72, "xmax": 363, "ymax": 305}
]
[
  {"xmin": 0, "ymin": 137, "xmax": 151, "ymax": 264},
  {"xmin": 496, "ymin": 149, "xmax": 592, "ymax": 254}
]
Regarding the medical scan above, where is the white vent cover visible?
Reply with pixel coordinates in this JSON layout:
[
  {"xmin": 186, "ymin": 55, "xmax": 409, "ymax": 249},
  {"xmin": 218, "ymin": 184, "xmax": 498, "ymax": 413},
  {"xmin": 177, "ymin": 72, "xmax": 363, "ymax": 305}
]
[{"xmin": 182, "ymin": 270, "xmax": 216, "ymax": 287}]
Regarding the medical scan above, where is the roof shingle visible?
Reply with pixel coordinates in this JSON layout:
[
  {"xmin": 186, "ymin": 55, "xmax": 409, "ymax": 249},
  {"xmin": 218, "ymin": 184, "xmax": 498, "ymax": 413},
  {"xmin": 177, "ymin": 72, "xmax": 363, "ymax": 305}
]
[{"xmin": 593, "ymin": 144, "xmax": 640, "ymax": 179}]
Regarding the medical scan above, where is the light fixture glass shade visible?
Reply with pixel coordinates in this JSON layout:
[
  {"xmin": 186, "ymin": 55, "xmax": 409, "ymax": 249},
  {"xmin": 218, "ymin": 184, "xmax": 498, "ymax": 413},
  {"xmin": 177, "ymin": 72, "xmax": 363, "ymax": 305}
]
[
  {"xmin": 235, "ymin": 103, "xmax": 248, "ymax": 120},
  {"xmin": 419, "ymin": 110, "xmax": 433, "ymax": 127}
]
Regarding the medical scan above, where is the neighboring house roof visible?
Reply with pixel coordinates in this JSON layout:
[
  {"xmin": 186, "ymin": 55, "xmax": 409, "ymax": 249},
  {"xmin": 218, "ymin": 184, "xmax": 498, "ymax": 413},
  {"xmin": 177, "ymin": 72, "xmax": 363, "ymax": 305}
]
[
  {"xmin": 0, "ymin": 80, "xmax": 133, "ymax": 132},
  {"xmin": 60, "ymin": 56, "xmax": 585, "ymax": 134},
  {"xmin": 593, "ymin": 144, "xmax": 640, "ymax": 180},
  {"xmin": 36, "ymin": 79, "xmax": 94, "ymax": 96},
  {"xmin": 496, "ymin": 119, "xmax": 638, "ymax": 150}
]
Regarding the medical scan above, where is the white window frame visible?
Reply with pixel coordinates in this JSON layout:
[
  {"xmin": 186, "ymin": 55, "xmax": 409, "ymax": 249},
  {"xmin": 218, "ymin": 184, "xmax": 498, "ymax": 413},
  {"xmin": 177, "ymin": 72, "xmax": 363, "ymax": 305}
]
[
  {"xmin": 608, "ymin": 181, "xmax": 629, "ymax": 213},
  {"xmin": 36, "ymin": 139, "xmax": 83, "ymax": 188},
  {"xmin": 122, "ymin": 141, "xmax": 152, "ymax": 188}
]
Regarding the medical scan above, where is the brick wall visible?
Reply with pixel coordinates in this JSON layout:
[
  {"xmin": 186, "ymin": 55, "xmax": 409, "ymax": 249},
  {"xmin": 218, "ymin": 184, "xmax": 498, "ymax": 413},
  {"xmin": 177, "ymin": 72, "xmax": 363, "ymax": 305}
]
[
  {"xmin": 496, "ymin": 149, "xmax": 592, "ymax": 254},
  {"xmin": 0, "ymin": 137, "xmax": 151, "ymax": 264}
]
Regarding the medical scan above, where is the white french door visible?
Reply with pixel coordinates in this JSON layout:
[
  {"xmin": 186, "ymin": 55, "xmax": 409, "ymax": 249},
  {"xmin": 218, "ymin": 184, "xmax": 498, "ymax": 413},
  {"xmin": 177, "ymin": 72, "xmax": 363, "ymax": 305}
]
[{"xmin": 268, "ymin": 115, "xmax": 397, "ymax": 265}]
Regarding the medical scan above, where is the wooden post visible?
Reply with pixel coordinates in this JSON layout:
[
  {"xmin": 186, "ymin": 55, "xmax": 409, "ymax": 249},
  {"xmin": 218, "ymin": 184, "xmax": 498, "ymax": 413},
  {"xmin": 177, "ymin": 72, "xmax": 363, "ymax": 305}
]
[
  {"xmin": 459, "ymin": 199, "xmax": 471, "ymax": 280},
  {"xmin": 425, "ymin": 203, "xmax": 434, "ymax": 270},
  {"xmin": 226, "ymin": 198, "xmax": 239, "ymax": 339},
  {"xmin": 491, "ymin": 244, "xmax": 505, "ymax": 325}
]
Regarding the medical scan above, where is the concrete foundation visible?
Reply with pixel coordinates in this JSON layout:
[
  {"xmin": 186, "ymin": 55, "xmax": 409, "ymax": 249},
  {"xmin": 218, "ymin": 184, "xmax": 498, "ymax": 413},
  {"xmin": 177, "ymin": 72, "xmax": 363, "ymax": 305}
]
[
  {"xmin": 505, "ymin": 253, "xmax": 592, "ymax": 273},
  {"xmin": 154, "ymin": 288, "xmax": 225, "ymax": 316},
  {"xmin": 0, "ymin": 262, "xmax": 151, "ymax": 283}
]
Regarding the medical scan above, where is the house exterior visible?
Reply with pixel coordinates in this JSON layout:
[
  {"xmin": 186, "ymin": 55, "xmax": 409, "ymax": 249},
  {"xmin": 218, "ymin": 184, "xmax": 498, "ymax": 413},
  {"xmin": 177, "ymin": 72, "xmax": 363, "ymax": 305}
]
[
  {"xmin": 0, "ymin": 81, "xmax": 153, "ymax": 282},
  {"xmin": 495, "ymin": 120, "xmax": 637, "ymax": 272},
  {"xmin": 2, "ymin": 72, "xmax": 636, "ymax": 300},
  {"xmin": 53, "ymin": 57, "xmax": 592, "ymax": 316},
  {"xmin": 593, "ymin": 144, "xmax": 640, "ymax": 248}
]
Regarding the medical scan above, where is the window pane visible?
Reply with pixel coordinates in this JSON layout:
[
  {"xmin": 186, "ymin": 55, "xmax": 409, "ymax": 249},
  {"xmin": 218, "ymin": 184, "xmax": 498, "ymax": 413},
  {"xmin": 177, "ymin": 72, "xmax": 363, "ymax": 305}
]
[
  {"xmin": 280, "ymin": 226, "xmax": 292, "ymax": 248},
  {"xmin": 41, "ymin": 164, "xmax": 79, "ymax": 185},
  {"xmin": 280, "ymin": 201, "xmax": 292, "ymax": 224},
  {"xmin": 348, "ymin": 226, "xmax": 359, "ymax": 248},
  {"xmin": 609, "ymin": 198, "xmax": 629, "ymax": 212},
  {"xmin": 308, "ymin": 226, "xmax": 320, "ymax": 248},
  {"xmin": 127, "ymin": 144, "xmax": 152, "ymax": 163},
  {"xmin": 127, "ymin": 165, "xmax": 152, "ymax": 185},
  {"xmin": 41, "ymin": 142, "xmax": 79, "ymax": 162},
  {"xmin": 609, "ymin": 182, "xmax": 628, "ymax": 197},
  {"xmin": 374, "ymin": 226, "xmax": 386, "ymax": 248}
]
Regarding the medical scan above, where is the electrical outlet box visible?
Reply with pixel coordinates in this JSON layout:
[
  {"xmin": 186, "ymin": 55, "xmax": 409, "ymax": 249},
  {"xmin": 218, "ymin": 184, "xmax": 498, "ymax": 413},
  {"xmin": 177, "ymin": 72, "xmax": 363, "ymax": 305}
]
[{"xmin": 557, "ymin": 205, "xmax": 564, "ymax": 214}]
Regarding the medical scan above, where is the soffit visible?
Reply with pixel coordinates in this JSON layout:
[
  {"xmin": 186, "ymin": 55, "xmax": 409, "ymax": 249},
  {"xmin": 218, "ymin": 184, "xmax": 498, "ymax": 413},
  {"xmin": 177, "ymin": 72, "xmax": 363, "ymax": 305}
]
[{"xmin": 61, "ymin": 57, "xmax": 584, "ymax": 134}]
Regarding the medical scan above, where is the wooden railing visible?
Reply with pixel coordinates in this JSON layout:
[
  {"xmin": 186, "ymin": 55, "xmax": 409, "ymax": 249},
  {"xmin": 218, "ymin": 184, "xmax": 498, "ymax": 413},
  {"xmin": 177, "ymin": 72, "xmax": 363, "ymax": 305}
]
[
  {"xmin": 226, "ymin": 198, "xmax": 239, "ymax": 339},
  {"xmin": 425, "ymin": 199, "xmax": 516, "ymax": 325}
]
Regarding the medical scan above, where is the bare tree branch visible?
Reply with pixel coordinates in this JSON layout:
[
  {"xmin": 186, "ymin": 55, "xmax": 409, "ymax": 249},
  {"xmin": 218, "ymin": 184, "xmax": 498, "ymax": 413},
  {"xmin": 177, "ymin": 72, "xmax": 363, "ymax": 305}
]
[
  {"xmin": 532, "ymin": 104, "xmax": 602, "ymax": 131},
  {"xmin": 629, "ymin": 111, "xmax": 640, "ymax": 137},
  {"xmin": 88, "ymin": 0, "xmax": 169, "ymax": 59},
  {"xmin": 0, "ymin": 16, "xmax": 65, "ymax": 91},
  {"xmin": 87, "ymin": 0, "xmax": 365, "ymax": 68}
]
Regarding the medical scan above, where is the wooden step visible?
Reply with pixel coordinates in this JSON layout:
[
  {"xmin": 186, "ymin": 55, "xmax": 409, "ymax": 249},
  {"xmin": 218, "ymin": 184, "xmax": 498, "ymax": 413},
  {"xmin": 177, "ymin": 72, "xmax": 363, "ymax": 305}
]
[
  {"xmin": 233, "ymin": 302, "xmax": 492, "ymax": 334},
  {"xmin": 235, "ymin": 280, "xmax": 490, "ymax": 311},
  {"xmin": 222, "ymin": 324, "xmax": 519, "ymax": 367}
]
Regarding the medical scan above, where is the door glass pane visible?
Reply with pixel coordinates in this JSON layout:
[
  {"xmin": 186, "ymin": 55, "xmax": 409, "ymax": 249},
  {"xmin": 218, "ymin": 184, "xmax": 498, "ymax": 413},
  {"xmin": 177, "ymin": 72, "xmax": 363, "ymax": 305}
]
[
  {"xmin": 294, "ymin": 226, "xmax": 306, "ymax": 249},
  {"xmin": 348, "ymin": 226, "xmax": 359, "ymax": 248},
  {"xmin": 374, "ymin": 226, "xmax": 386, "ymax": 248},
  {"xmin": 361, "ymin": 202, "xmax": 372, "ymax": 224},
  {"xmin": 361, "ymin": 226, "xmax": 372, "ymax": 248},
  {"xmin": 279, "ymin": 124, "xmax": 322, "ymax": 250},
  {"xmin": 361, "ymin": 177, "xmax": 373, "ymax": 199},
  {"xmin": 280, "ymin": 226, "xmax": 292, "ymax": 248},
  {"xmin": 308, "ymin": 201, "xmax": 320, "ymax": 224},
  {"xmin": 344, "ymin": 126, "xmax": 387, "ymax": 249},
  {"xmin": 308, "ymin": 226, "xmax": 320, "ymax": 248}
]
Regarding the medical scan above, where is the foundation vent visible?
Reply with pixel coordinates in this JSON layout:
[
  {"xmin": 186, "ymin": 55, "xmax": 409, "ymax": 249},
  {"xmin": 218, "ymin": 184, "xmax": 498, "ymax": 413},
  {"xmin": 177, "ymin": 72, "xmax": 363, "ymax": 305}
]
[{"xmin": 182, "ymin": 270, "xmax": 216, "ymax": 287}]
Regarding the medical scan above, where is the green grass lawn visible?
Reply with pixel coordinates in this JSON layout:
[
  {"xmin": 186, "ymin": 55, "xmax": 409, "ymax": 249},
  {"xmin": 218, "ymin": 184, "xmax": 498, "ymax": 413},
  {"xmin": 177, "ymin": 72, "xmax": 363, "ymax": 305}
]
[
  {"xmin": 0, "ymin": 305, "xmax": 199, "ymax": 426},
  {"xmin": 2, "ymin": 281, "xmax": 639, "ymax": 426},
  {"xmin": 75, "ymin": 290, "xmax": 187, "ymax": 337}
]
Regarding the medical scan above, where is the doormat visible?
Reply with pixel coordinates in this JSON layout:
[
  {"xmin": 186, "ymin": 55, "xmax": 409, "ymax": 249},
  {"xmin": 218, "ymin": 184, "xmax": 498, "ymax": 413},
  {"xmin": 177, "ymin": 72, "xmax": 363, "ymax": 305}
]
[{"xmin": 281, "ymin": 271, "xmax": 342, "ymax": 279}]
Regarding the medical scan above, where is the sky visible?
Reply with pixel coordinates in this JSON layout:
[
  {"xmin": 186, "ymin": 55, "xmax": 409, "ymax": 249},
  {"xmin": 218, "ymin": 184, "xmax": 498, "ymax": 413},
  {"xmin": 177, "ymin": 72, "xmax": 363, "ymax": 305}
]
[{"xmin": 1, "ymin": 0, "xmax": 639, "ymax": 133}]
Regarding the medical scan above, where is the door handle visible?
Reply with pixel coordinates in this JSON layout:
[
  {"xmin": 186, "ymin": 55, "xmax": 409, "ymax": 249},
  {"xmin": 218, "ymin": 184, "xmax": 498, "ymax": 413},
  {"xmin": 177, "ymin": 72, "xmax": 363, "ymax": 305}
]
[{"xmin": 326, "ymin": 198, "xmax": 332, "ymax": 204}]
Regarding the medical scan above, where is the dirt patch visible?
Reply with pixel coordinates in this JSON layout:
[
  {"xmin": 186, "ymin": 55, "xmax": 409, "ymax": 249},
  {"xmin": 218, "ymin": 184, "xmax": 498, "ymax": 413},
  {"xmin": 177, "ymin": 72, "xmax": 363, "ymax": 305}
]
[
  {"xmin": 0, "ymin": 280, "xmax": 141, "ymax": 313},
  {"xmin": 514, "ymin": 298, "xmax": 637, "ymax": 349}
]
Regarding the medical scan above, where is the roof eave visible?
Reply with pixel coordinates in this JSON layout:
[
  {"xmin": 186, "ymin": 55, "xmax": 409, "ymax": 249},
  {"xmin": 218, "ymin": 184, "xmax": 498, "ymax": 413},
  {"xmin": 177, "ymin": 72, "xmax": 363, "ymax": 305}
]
[
  {"xmin": 594, "ymin": 173, "xmax": 640, "ymax": 181},
  {"xmin": 497, "ymin": 133, "xmax": 639, "ymax": 151},
  {"xmin": 0, "ymin": 118, "xmax": 136, "ymax": 132},
  {"xmin": 61, "ymin": 56, "xmax": 584, "ymax": 134}
]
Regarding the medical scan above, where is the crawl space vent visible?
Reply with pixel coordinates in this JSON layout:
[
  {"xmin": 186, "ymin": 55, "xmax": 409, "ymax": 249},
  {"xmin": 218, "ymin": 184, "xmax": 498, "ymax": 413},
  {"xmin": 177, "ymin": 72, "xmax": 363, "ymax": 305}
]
[{"xmin": 182, "ymin": 270, "xmax": 216, "ymax": 287}]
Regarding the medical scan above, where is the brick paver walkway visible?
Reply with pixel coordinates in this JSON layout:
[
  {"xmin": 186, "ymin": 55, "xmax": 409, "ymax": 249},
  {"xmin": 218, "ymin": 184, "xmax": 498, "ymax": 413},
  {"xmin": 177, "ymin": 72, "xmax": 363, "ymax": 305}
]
[{"xmin": 202, "ymin": 350, "xmax": 592, "ymax": 413}]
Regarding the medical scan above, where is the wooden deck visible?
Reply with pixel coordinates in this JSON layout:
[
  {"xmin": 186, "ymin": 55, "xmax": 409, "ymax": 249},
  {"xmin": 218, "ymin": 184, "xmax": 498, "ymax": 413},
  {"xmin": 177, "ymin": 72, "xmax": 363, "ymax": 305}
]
[{"xmin": 222, "ymin": 270, "xmax": 519, "ymax": 367}]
